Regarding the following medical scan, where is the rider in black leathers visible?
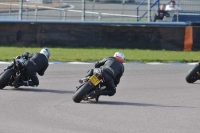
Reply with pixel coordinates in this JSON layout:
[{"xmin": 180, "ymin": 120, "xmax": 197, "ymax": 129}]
[
  {"xmin": 79, "ymin": 52, "xmax": 125, "ymax": 100},
  {"xmin": 7, "ymin": 48, "xmax": 50, "ymax": 87}
]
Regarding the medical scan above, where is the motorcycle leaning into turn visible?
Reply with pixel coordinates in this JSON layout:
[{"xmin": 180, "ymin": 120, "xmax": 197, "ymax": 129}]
[
  {"xmin": 72, "ymin": 69, "xmax": 105, "ymax": 103},
  {"xmin": 0, "ymin": 58, "xmax": 29, "ymax": 89},
  {"xmin": 186, "ymin": 63, "xmax": 200, "ymax": 83}
]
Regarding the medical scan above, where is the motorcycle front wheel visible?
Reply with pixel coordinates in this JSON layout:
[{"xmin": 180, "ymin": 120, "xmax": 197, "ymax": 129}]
[
  {"xmin": 186, "ymin": 64, "xmax": 200, "ymax": 83},
  {"xmin": 0, "ymin": 69, "xmax": 15, "ymax": 89}
]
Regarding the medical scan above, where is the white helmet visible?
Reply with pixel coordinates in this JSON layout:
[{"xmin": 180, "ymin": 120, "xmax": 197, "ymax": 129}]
[
  {"xmin": 40, "ymin": 48, "xmax": 51, "ymax": 59},
  {"xmin": 114, "ymin": 52, "xmax": 125, "ymax": 63}
]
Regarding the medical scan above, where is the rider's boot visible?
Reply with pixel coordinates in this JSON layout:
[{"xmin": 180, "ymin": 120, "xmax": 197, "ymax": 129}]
[
  {"xmin": 79, "ymin": 76, "xmax": 89, "ymax": 84},
  {"xmin": 22, "ymin": 81, "xmax": 37, "ymax": 87},
  {"xmin": 94, "ymin": 89, "xmax": 115, "ymax": 102},
  {"xmin": 95, "ymin": 95, "xmax": 100, "ymax": 102},
  {"xmin": 91, "ymin": 90, "xmax": 101, "ymax": 102},
  {"xmin": 22, "ymin": 81, "xmax": 29, "ymax": 86}
]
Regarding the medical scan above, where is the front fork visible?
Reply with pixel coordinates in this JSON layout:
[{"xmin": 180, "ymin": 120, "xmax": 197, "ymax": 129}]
[
  {"xmin": 12, "ymin": 73, "xmax": 20, "ymax": 86},
  {"xmin": 197, "ymin": 71, "xmax": 200, "ymax": 75}
]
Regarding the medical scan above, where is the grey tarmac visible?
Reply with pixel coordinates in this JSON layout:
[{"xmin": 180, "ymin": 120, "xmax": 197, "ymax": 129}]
[{"xmin": 0, "ymin": 63, "xmax": 199, "ymax": 133}]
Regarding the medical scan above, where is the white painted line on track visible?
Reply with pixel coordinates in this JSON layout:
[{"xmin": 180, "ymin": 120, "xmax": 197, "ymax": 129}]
[
  {"xmin": 146, "ymin": 62, "xmax": 165, "ymax": 65},
  {"xmin": 0, "ymin": 61, "xmax": 198, "ymax": 65},
  {"xmin": 187, "ymin": 62, "xmax": 198, "ymax": 65},
  {"xmin": 0, "ymin": 62, "xmax": 11, "ymax": 64},
  {"xmin": 67, "ymin": 62, "xmax": 94, "ymax": 64}
]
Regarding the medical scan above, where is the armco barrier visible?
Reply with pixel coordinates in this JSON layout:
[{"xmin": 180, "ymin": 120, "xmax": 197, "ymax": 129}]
[{"xmin": 0, "ymin": 21, "xmax": 195, "ymax": 50}]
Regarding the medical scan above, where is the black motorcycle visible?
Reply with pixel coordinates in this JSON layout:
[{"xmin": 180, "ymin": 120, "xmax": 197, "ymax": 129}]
[
  {"xmin": 185, "ymin": 63, "xmax": 200, "ymax": 83},
  {"xmin": 0, "ymin": 58, "xmax": 28, "ymax": 89},
  {"xmin": 72, "ymin": 70, "xmax": 105, "ymax": 103}
]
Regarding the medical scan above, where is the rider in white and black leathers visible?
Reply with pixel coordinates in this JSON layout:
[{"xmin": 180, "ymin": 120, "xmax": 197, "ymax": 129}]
[
  {"xmin": 21, "ymin": 48, "xmax": 50, "ymax": 86},
  {"xmin": 80, "ymin": 52, "xmax": 125, "ymax": 98},
  {"xmin": 8, "ymin": 48, "xmax": 51, "ymax": 87}
]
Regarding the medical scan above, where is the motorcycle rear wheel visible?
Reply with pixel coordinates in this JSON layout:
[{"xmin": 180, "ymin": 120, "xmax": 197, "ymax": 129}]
[
  {"xmin": 0, "ymin": 69, "xmax": 15, "ymax": 89},
  {"xmin": 186, "ymin": 64, "xmax": 200, "ymax": 83},
  {"xmin": 72, "ymin": 82, "xmax": 94, "ymax": 103}
]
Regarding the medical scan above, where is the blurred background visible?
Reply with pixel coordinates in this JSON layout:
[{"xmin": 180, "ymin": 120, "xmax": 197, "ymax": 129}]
[{"xmin": 0, "ymin": 0, "xmax": 200, "ymax": 22}]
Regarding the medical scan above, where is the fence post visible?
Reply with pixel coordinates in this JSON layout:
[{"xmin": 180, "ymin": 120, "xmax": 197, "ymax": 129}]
[
  {"xmin": 82, "ymin": 0, "xmax": 85, "ymax": 21},
  {"xmin": 19, "ymin": 0, "xmax": 23, "ymax": 20},
  {"xmin": 26, "ymin": 1, "xmax": 29, "ymax": 18},
  {"xmin": 64, "ymin": 10, "xmax": 66, "ymax": 21},
  {"xmin": 147, "ymin": 0, "xmax": 151, "ymax": 22},
  {"xmin": 136, "ymin": 6, "xmax": 139, "ymax": 22},
  {"xmin": 59, "ymin": 0, "xmax": 62, "ymax": 20},
  {"xmin": 157, "ymin": 0, "xmax": 160, "ymax": 9},
  {"xmin": 98, "ymin": 13, "xmax": 101, "ymax": 21},
  {"xmin": 177, "ymin": 13, "xmax": 179, "ymax": 22},
  {"xmin": 121, "ymin": 0, "xmax": 125, "ymax": 21},
  {"xmin": 35, "ymin": 7, "xmax": 38, "ymax": 20},
  {"xmin": 9, "ymin": 4, "xmax": 11, "ymax": 16},
  {"xmin": 92, "ymin": 0, "xmax": 96, "ymax": 21}
]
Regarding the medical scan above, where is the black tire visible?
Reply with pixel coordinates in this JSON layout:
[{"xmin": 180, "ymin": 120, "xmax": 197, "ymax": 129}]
[
  {"xmin": 0, "ymin": 69, "xmax": 15, "ymax": 89},
  {"xmin": 72, "ymin": 82, "xmax": 94, "ymax": 103},
  {"xmin": 186, "ymin": 64, "xmax": 200, "ymax": 83}
]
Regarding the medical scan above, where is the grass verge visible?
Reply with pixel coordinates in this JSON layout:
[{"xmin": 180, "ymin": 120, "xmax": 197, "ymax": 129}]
[{"xmin": 0, "ymin": 46, "xmax": 200, "ymax": 62}]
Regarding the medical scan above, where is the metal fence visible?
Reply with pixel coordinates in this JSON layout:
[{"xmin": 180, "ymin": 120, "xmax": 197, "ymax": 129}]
[{"xmin": 0, "ymin": 0, "xmax": 200, "ymax": 22}]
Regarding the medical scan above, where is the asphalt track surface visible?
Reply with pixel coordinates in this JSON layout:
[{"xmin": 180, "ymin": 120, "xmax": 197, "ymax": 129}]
[{"xmin": 0, "ymin": 63, "xmax": 199, "ymax": 133}]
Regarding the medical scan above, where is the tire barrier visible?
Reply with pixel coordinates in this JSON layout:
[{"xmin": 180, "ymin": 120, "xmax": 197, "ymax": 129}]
[
  {"xmin": 184, "ymin": 26, "xmax": 193, "ymax": 51},
  {"xmin": 0, "ymin": 21, "xmax": 199, "ymax": 51}
]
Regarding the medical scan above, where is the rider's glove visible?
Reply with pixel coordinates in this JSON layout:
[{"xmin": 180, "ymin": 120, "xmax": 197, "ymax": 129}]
[{"xmin": 16, "ymin": 56, "xmax": 21, "ymax": 59}]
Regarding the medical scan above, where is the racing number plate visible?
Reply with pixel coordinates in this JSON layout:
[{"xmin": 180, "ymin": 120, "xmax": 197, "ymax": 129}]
[{"xmin": 89, "ymin": 75, "xmax": 100, "ymax": 86}]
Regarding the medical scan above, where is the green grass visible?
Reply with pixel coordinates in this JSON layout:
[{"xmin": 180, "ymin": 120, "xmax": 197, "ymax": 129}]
[{"xmin": 0, "ymin": 46, "xmax": 200, "ymax": 62}]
